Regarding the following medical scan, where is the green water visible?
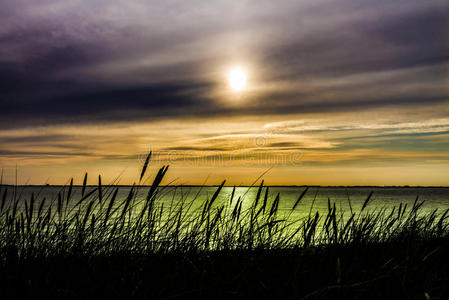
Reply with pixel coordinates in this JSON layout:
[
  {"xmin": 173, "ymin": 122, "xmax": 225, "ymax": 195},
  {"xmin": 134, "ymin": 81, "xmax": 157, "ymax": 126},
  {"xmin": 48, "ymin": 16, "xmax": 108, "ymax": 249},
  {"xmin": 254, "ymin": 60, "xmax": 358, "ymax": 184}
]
[{"xmin": 5, "ymin": 186, "xmax": 449, "ymax": 220}]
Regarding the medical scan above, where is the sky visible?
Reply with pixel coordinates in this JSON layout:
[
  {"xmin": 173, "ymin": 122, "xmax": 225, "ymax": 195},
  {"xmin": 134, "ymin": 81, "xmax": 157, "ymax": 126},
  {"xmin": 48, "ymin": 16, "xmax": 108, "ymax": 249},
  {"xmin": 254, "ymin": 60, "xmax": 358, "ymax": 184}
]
[{"xmin": 1, "ymin": 0, "xmax": 448, "ymax": 186}]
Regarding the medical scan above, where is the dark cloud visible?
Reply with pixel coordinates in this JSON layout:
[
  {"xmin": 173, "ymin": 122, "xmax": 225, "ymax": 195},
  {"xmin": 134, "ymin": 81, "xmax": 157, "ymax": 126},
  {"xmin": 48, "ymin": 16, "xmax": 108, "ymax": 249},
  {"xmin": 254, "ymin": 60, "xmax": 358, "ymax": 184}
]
[
  {"xmin": 0, "ymin": 134, "xmax": 69, "ymax": 143},
  {"xmin": 164, "ymin": 146, "xmax": 228, "ymax": 151},
  {"xmin": 0, "ymin": 150, "xmax": 92, "ymax": 157},
  {"xmin": 264, "ymin": 5, "xmax": 448, "ymax": 80},
  {"xmin": 268, "ymin": 142, "xmax": 300, "ymax": 147},
  {"xmin": 339, "ymin": 130, "xmax": 449, "ymax": 141},
  {"xmin": 1, "ymin": 79, "xmax": 448, "ymax": 129},
  {"xmin": 0, "ymin": 0, "xmax": 448, "ymax": 129},
  {"xmin": 373, "ymin": 6, "xmax": 448, "ymax": 47},
  {"xmin": 0, "ymin": 82, "xmax": 214, "ymax": 128}
]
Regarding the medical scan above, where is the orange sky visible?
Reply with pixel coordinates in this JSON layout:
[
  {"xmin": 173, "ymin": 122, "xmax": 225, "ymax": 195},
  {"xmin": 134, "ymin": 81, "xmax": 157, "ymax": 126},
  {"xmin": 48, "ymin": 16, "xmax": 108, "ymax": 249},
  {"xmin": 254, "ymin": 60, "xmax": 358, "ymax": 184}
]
[{"xmin": 2, "ymin": 109, "xmax": 449, "ymax": 186}]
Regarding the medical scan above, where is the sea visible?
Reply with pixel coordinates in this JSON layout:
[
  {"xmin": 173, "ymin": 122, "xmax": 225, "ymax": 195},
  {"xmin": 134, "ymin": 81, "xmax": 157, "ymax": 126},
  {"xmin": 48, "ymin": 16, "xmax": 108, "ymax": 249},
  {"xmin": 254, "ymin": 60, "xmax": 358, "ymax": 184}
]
[{"xmin": 3, "ymin": 186, "xmax": 449, "ymax": 220}]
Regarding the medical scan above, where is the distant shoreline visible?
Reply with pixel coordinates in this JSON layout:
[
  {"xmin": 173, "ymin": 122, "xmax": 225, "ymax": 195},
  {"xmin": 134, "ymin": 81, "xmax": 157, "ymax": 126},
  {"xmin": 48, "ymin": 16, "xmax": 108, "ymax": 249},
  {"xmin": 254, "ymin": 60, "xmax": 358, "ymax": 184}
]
[{"xmin": 2, "ymin": 184, "xmax": 449, "ymax": 188}]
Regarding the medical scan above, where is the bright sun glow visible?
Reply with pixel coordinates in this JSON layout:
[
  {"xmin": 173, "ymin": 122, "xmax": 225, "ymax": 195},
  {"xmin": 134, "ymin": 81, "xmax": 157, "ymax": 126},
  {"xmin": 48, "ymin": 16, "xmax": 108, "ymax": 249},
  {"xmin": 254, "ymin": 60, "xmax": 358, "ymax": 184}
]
[{"xmin": 228, "ymin": 67, "xmax": 247, "ymax": 91}]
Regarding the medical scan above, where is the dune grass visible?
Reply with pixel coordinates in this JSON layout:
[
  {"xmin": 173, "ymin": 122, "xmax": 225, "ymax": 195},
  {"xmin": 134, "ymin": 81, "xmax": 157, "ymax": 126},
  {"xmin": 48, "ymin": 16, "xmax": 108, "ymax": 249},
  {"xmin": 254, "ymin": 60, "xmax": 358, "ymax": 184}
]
[{"xmin": 0, "ymin": 154, "xmax": 448, "ymax": 299}]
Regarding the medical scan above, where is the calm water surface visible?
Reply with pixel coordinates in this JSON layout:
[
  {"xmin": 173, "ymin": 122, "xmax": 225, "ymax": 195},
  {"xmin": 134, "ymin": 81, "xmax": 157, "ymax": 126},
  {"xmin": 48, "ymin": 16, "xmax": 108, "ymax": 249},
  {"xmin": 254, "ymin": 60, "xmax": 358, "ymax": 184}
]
[{"xmin": 4, "ymin": 186, "xmax": 449, "ymax": 219}]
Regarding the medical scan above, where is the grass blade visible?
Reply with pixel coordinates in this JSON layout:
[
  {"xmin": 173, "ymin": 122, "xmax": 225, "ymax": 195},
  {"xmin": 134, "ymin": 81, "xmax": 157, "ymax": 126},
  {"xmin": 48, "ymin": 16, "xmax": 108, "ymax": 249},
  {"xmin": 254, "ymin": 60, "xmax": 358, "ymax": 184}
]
[{"xmin": 140, "ymin": 151, "xmax": 152, "ymax": 182}]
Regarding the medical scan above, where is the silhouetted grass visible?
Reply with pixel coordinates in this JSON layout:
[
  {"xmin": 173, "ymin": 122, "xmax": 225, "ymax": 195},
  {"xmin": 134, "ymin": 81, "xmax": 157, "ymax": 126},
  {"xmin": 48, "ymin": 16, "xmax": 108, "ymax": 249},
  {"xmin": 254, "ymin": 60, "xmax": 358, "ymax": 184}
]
[{"xmin": 0, "ymin": 157, "xmax": 448, "ymax": 299}]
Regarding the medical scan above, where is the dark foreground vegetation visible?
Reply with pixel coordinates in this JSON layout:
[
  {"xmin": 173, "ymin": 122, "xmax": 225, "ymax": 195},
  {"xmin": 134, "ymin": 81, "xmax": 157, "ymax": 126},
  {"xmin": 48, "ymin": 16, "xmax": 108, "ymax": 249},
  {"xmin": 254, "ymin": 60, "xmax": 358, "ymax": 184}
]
[
  {"xmin": 1, "ymin": 154, "xmax": 448, "ymax": 299},
  {"xmin": 1, "ymin": 239, "xmax": 448, "ymax": 299}
]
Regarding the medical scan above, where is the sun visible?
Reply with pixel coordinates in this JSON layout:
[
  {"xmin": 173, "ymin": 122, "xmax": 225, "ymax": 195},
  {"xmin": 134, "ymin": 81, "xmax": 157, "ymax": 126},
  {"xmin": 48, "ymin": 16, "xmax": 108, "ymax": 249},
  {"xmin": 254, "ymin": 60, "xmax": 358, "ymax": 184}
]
[{"xmin": 228, "ymin": 67, "xmax": 247, "ymax": 92}]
